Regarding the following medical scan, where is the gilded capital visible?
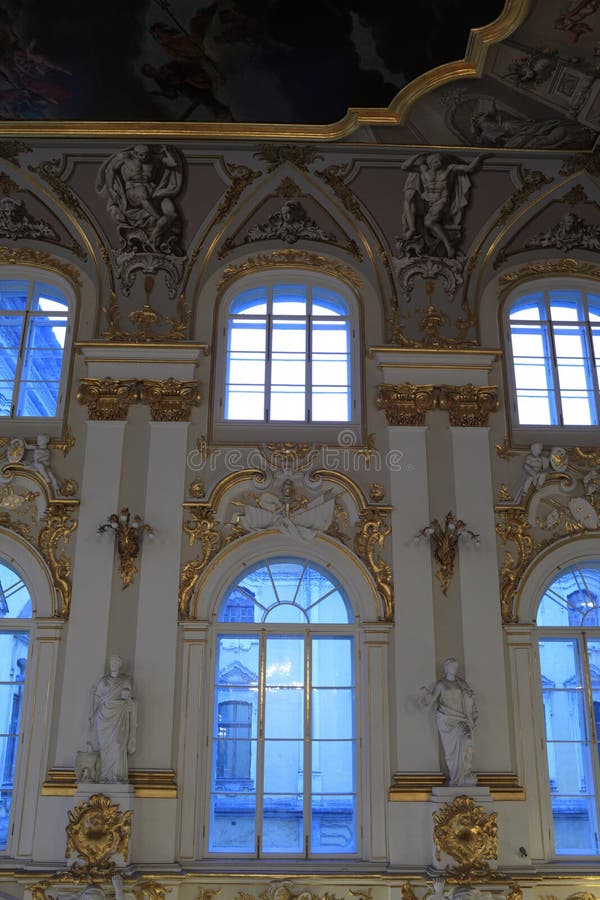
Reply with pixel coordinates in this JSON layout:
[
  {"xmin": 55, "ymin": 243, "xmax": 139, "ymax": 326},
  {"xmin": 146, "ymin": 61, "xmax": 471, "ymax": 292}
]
[
  {"xmin": 77, "ymin": 378, "xmax": 138, "ymax": 421},
  {"xmin": 376, "ymin": 383, "xmax": 436, "ymax": 426},
  {"xmin": 139, "ymin": 378, "xmax": 201, "ymax": 421},
  {"xmin": 439, "ymin": 384, "xmax": 499, "ymax": 427}
]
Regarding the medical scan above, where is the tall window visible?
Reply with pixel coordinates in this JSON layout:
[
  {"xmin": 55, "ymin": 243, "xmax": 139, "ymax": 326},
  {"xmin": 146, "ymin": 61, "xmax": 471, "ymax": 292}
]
[
  {"xmin": 537, "ymin": 561, "xmax": 600, "ymax": 855},
  {"xmin": 506, "ymin": 285, "xmax": 600, "ymax": 429},
  {"xmin": 0, "ymin": 560, "xmax": 31, "ymax": 851},
  {"xmin": 221, "ymin": 278, "xmax": 355, "ymax": 424},
  {"xmin": 208, "ymin": 557, "xmax": 357, "ymax": 857},
  {"xmin": 0, "ymin": 276, "xmax": 72, "ymax": 418}
]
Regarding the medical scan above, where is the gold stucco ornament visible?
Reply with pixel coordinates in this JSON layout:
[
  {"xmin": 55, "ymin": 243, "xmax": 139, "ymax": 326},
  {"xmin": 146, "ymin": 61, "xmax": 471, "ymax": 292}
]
[
  {"xmin": 433, "ymin": 794, "xmax": 497, "ymax": 876},
  {"xmin": 65, "ymin": 793, "xmax": 132, "ymax": 878}
]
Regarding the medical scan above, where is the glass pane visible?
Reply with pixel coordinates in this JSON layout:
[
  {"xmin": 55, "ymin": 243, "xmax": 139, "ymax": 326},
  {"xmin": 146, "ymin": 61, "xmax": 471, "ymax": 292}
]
[
  {"xmin": 312, "ymin": 321, "xmax": 349, "ymax": 354},
  {"xmin": 265, "ymin": 636, "xmax": 304, "ymax": 686},
  {"xmin": 229, "ymin": 286, "xmax": 268, "ymax": 315},
  {"xmin": 224, "ymin": 387, "xmax": 265, "ymax": 421},
  {"xmin": 0, "ymin": 384, "xmax": 13, "ymax": 417},
  {"xmin": 21, "ymin": 348, "xmax": 64, "ymax": 382},
  {"xmin": 228, "ymin": 319, "xmax": 267, "ymax": 353},
  {"xmin": 312, "ymin": 740, "xmax": 355, "ymax": 792},
  {"xmin": 26, "ymin": 317, "xmax": 67, "ymax": 350},
  {"xmin": 270, "ymin": 387, "xmax": 305, "ymax": 421},
  {"xmin": 0, "ymin": 282, "xmax": 28, "ymax": 311},
  {"xmin": 0, "ymin": 317, "xmax": 24, "ymax": 349},
  {"xmin": 265, "ymin": 604, "xmax": 306, "ymax": 623},
  {"xmin": 263, "ymin": 739, "xmax": 303, "ymax": 791},
  {"xmin": 312, "ymin": 388, "xmax": 351, "ymax": 422},
  {"xmin": 213, "ymin": 735, "xmax": 256, "ymax": 783},
  {"xmin": 538, "ymin": 566, "xmax": 600, "ymax": 626},
  {"xmin": 312, "ymin": 287, "xmax": 348, "ymax": 316},
  {"xmin": 214, "ymin": 690, "xmax": 257, "ymax": 737},
  {"xmin": 311, "ymin": 794, "xmax": 356, "ymax": 853},
  {"xmin": 312, "ymin": 358, "xmax": 350, "ymax": 387},
  {"xmin": 312, "ymin": 637, "xmax": 354, "ymax": 684},
  {"xmin": 262, "ymin": 794, "xmax": 303, "ymax": 853},
  {"xmin": 209, "ymin": 792, "xmax": 256, "ymax": 852},
  {"xmin": 542, "ymin": 692, "xmax": 588, "ymax": 741},
  {"xmin": 539, "ymin": 640, "xmax": 582, "ymax": 688},
  {"xmin": 215, "ymin": 636, "xmax": 259, "ymax": 684},
  {"xmin": 271, "ymin": 319, "xmax": 306, "ymax": 354},
  {"xmin": 0, "ymin": 567, "xmax": 31, "ymax": 618},
  {"xmin": 17, "ymin": 381, "xmax": 59, "ymax": 417},
  {"xmin": 0, "ymin": 788, "xmax": 12, "ymax": 850},
  {"xmin": 552, "ymin": 794, "xmax": 598, "ymax": 855},
  {"xmin": 32, "ymin": 282, "xmax": 68, "ymax": 312},
  {"xmin": 307, "ymin": 590, "xmax": 350, "ymax": 624},
  {"xmin": 273, "ymin": 284, "xmax": 307, "ymax": 315},
  {"xmin": 268, "ymin": 561, "xmax": 305, "ymax": 603},
  {"xmin": 510, "ymin": 295, "xmax": 544, "ymax": 320},
  {"xmin": 312, "ymin": 688, "xmax": 354, "ymax": 739},
  {"xmin": 265, "ymin": 688, "xmax": 303, "ymax": 738}
]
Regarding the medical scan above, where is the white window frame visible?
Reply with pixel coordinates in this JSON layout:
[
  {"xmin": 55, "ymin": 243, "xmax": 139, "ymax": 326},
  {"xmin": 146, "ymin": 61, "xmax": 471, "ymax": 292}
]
[
  {"xmin": 212, "ymin": 270, "xmax": 362, "ymax": 444},
  {"xmin": 205, "ymin": 557, "xmax": 361, "ymax": 861},
  {"xmin": 503, "ymin": 277, "xmax": 600, "ymax": 446},
  {"xmin": 0, "ymin": 268, "xmax": 75, "ymax": 433}
]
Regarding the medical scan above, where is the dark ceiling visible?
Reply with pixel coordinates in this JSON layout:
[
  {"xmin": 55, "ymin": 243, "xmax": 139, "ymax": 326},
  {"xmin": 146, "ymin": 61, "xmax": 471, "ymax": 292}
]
[{"xmin": 1, "ymin": 0, "xmax": 506, "ymax": 123}]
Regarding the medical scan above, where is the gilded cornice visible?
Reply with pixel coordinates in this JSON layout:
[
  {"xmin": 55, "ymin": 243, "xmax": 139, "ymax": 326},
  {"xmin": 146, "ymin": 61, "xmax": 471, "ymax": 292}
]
[
  {"xmin": 439, "ymin": 384, "xmax": 499, "ymax": 427},
  {"xmin": 139, "ymin": 379, "xmax": 201, "ymax": 422},
  {"xmin": 376, "ymin": 383, "xmax": 436, "ymax": 426},
  {"xmin": 77, "ymin": 378, "xmax": 138, "ymax": 421},
  {"xmin": 0, "ymin": 245, "xmax": 82, "ymax": 287},
  {"xmin": 0, "ymin": 0, "xmax": 528, "ymax": 140},
  {"xmin": 218, "ymin": 249, "xmax": 361, "ymax": 292},
  {"xmin": 499, "ymin": 258, "xmax": 600, "ymax": 297}
]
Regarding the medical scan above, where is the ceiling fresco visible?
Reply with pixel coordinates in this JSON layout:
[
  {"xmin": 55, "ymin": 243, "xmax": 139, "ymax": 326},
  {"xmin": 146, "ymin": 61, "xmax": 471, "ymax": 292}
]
[{"xmin": 0, "ymin": 0, "xmax": 505, "ymax": 124}]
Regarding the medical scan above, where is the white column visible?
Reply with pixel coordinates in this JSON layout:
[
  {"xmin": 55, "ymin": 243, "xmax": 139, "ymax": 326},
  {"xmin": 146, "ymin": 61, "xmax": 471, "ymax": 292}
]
[
  {"xmin": 450, "ymin": 426, "xmax": 512, "ymax": 772},
  {"xmin": 133, "ymin": 422, "xmax": 189, "ymax": 768},
  {"xmin": 388, "ymin": 426, "xmax": 438, "ymax": 771},
  {"xmin": 363, "ymin": 623, "xmax": 391, "ymax": 861},
  {"xmin": 55, "ymin": 420, "xmax": 127, "ymax": 765},
  {"xmin": 176, "ymin": 621, "xmax": 209, "ymax": 860}
]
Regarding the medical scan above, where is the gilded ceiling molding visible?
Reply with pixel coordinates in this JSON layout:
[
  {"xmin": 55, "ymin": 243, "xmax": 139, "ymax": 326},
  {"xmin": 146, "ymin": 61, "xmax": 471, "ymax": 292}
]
[
  {"xmin": 354, "ymin": 507, "xmax": 394, "ymax": 621},
  {"xmin": 38, "ymin": 502, "xmax": 78, "ymax": 620},
  {"xmin": 560, "ymin": 152, "xmax": 600, "ymax": 178},
  {"xmin": 499, "ymin": 258, "xmax": 600, "ymax": 295},
  {"xmin": 139, "ymin": 379, "xmax": 201, "ymax": 422},
  {"xmin": 218, "ymin": 249, "xmax": 362, "ymax": 292},
  {"xmin": 432, "ymin": 794, "xmax": 498, "ymax": 881},
  {"xmin": 315, "ymin": 162, "xmax": 366, "ymax": 222},
  {"xmin": 65, "ymin": 793, "xmax": 131, "ymax": 880},
  {"xmin": 0, "ymin": 1, "xmax": 527, "ymax": 141},
  {"xmin": 376, "ymin": 383, "xmax": 436, "ymax": 426},
  {"xmin": 0, "ymin": 245, "xmax": 82, "ymax": 287},
  {"xmin": 439, "ymin": 384, "xmax": 499, "ymax": 427},
  {"xmin": 77, "ymin": 378, "xmax": 139, "ymax": 421}
]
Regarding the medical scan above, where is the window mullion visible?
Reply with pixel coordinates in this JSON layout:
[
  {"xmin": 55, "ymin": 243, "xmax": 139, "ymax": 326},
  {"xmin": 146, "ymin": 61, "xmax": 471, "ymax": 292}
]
[
  {"xmin": 582, "ymin": 634, "xmax": 600, "ymax": 849},
  {"xmin": 256, "ymin": 629, "xmax": 267, "ymax": 857},
  {"xmin": 265, "ymin": 312, "xmax": 273, "ymax": 423},
  {"xmin": 305, "ymin": 631, "xmax": 311, "ymax": 857},
  {"xmin": 545, "ymin": 294, "xmax": 563, "ymax": 426},
  {"xmin": 11, "ymin": 310, "xmax": 29, "ymax": 419},
  {"xmin": 584, "ymin": 312, "xmax": 600, "ymax": 425}
]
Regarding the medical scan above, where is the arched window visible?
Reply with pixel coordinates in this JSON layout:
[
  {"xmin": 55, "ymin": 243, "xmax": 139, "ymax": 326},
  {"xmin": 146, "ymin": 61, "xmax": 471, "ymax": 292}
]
[
  {"xmin": 0, "ymin": 559, "xmax": 32, "ymax": 851},
  {"xmin": 214, "ymin": 273, "xmax": 360, "ymax": 440},
  {"xmin": 0, "ymin": 275, "xmax": 73, "ymax": 419},
  {"xmin": 208, "ymin": 556, "xmax": 357, "ymax": 857},
  {"xmin": 536, "ymin": 561, "xmax": 600, "ymax": 855},
  {"xmin": 505, "ymin": 283, "xmax": 600, "ymax": 437}
]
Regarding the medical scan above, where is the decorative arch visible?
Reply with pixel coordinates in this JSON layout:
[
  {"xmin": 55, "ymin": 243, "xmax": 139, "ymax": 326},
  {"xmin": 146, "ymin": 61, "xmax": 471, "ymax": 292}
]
[{"xmin": 189, "ymin": 530, "xmax": 381, "ymax": 625}]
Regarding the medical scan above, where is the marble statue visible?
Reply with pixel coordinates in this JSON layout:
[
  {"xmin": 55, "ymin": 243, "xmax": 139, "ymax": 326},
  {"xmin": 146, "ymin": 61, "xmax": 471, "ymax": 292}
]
[
  {"xmin": 420, "ymin": 657, "xmax": 478, "ymax": 787},
  {"xmin": 96, "ymin": 144, "xmax": 184, "ymax": 256},
  {"xmin": 513, "ymin": 442, "xmax": 550, "ymax": 504},
  {"xmin": 90, "ymin": 656, "xmax": 137, "ymax": 783},
  {"xmin": 399, "ymin": 152, "xmax": 483, "ymax": 259},
  {"xmin": 7, "ymin": 434, "xmax": 60, "ymax": 494}
]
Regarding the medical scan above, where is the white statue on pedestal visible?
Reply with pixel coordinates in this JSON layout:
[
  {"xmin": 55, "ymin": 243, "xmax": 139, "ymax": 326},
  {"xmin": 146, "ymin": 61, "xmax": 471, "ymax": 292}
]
[
  {"xmin": 420, "ymin": 657, "xmax": 478, "ymax": 787},
  {"xmin": 90, "ymin": 656, "xmax": 137, "ymax": 783}
]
